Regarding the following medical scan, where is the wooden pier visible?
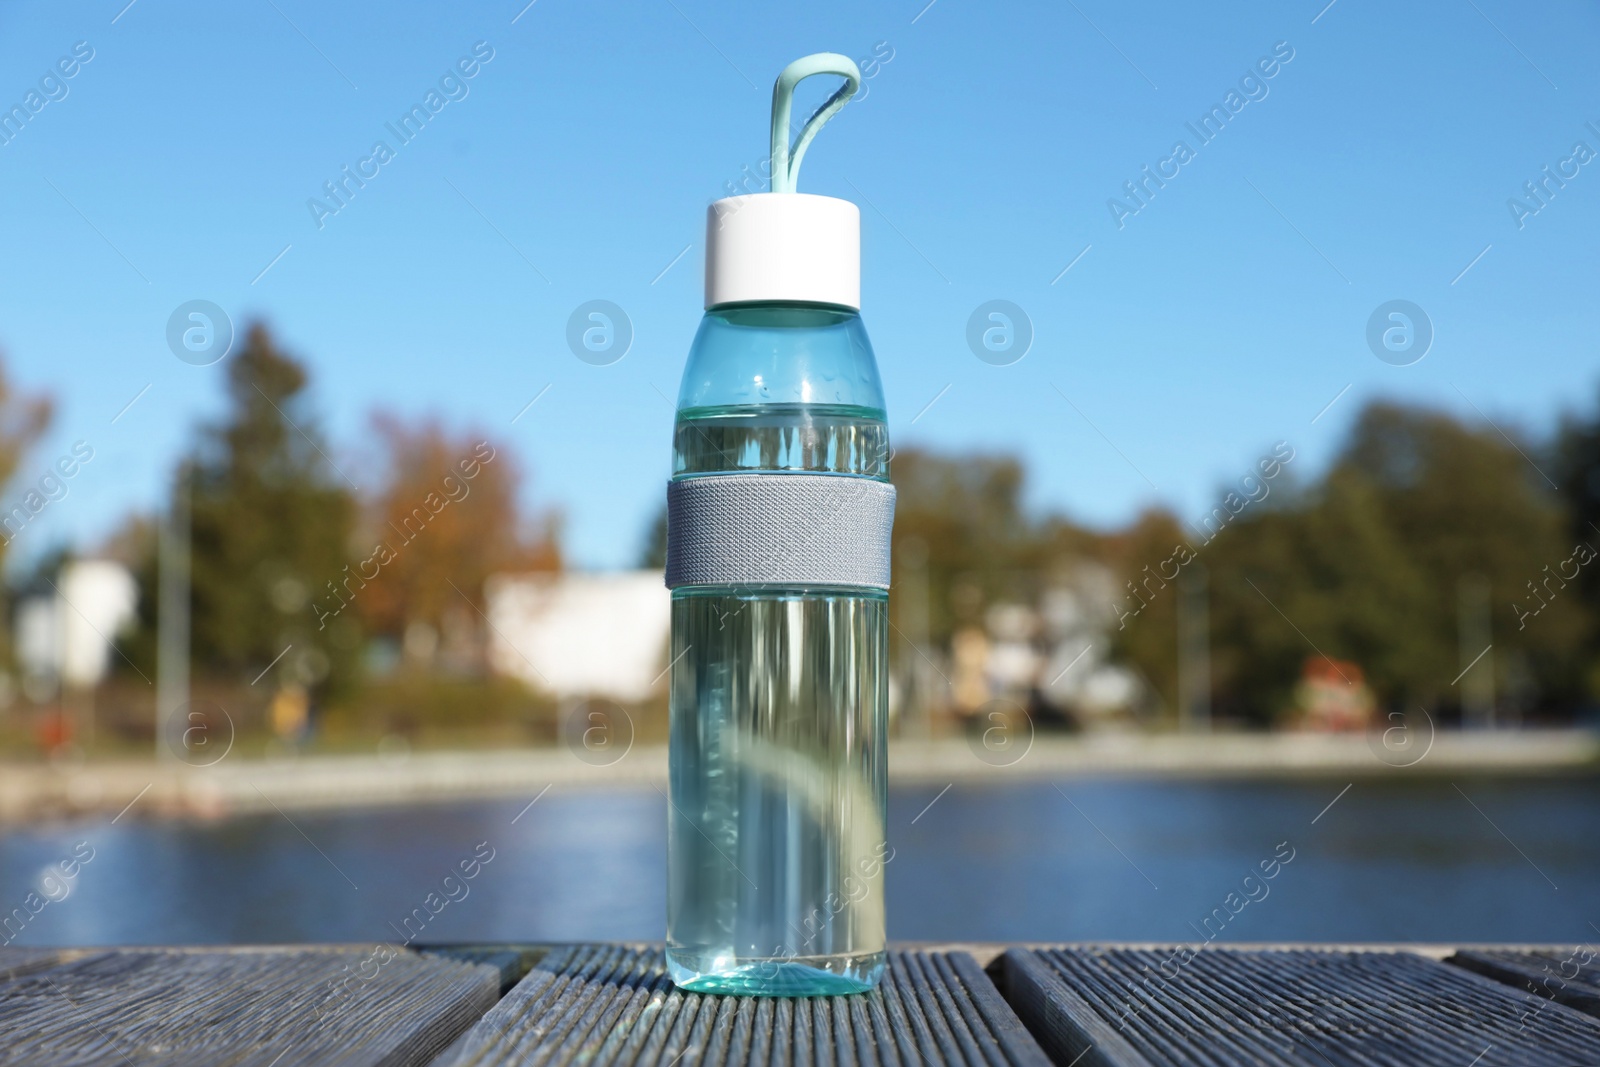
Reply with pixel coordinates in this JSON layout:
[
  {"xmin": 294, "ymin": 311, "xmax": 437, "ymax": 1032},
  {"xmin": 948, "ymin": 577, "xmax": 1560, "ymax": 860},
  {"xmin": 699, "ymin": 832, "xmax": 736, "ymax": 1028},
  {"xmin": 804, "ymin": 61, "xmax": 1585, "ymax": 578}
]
[{"xmin": 2, "ymin": 942, "xmax": 1596, "ymax": 1064}]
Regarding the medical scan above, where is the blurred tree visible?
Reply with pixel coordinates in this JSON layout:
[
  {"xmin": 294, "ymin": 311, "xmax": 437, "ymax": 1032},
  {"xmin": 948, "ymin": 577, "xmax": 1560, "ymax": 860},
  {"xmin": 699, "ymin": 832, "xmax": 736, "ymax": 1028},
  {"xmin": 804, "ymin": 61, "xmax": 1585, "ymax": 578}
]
[
  {"xmin": 889, "ymin": 448, "xmax": 1056, "ymax": 644},
  {"xmin": 184, "ymin": 323, "xmax": 361, "ymax": 696},
  {"xmin": 1554, "ymin": 385, "xmax": 1600, "ymax": 701},
  {"xmin": 1341, "ymin": 403, "xmax": 1584, "ymax": 708},
  {"xmin": 0, "ymin": 355, "xmax": 55, "ymax": 569},
  {"xmin": 0, "ymin": 354, "xmax": 59, "ymax": 698},
  {"xmin": 1203, "ymin": 466, "xmax": 1431, "ymax": 724},
  {"xmin": 1200, "ymin": 402, "xmax": 1586, "ymax": 722},
  {"xmin": 355, "ymin": 416, "xmax": 559, "ymax": 667},
  {"xmin": 639, "ymin": 505, "xmax": 667, "ymax": 569},
  {"xmin": 1101, "ymin": 508, "xmax": 1189, "ymax": 715}
]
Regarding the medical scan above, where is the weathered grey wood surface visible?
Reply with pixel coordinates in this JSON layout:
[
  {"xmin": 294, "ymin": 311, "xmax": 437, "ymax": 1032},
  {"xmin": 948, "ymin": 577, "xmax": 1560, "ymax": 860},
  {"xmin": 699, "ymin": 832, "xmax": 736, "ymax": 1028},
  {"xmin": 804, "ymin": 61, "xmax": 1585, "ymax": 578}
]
[
  {"xmin": 1449, "ymin": 948, "xmax": 1600, "ymax": 1019},
  {"xmin": 0, "ymin": 947, "xmax": 76, "ymax": 981},
  {"xmin": 432, "ymin": 944, "xmax": 1052, "ymax": 1066},
  {"xmin": 8, "ymin": 943, "xmax": 1600, "ymax": 1065},
  {"xmin": 996, "ymin": 946, "xmax": 1600, "ymax": 1066},
  {"xmin": 0, "ymin": 947, "xmax": 499, "ymax": 1067},
  {"xmin": 422, "ymin": 945, "xmax": 544, "ymax": 995}
]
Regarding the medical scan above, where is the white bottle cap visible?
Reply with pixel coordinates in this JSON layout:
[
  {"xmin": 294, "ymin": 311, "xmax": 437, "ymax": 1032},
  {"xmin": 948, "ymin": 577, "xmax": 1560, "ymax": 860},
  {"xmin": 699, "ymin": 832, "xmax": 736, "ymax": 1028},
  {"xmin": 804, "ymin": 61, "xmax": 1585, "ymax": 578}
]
[{"xmin": 704, "ymin": 193, "xmax": 860, "ymax": 310}]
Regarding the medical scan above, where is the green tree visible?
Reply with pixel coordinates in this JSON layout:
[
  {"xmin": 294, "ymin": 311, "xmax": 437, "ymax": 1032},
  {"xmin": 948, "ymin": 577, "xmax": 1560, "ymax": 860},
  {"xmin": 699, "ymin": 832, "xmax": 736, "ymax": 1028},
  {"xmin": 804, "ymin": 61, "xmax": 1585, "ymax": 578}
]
[
  {"xmin": 1204, "ymin": 466, "xmax": 1432, "ymax": 723},
  {"xmin": 1200, "ymin": 402, "xmax": 1586, "ymax": 722},
  {"xmin": 186, "ymin": 324, "xmax": 361, "ymax": 695},
  {"xmin": 1554, "ymin": 384, "xmax": 1600, "ymax": 700},
  {"xmin": 1101, "ymin": 508, "xmax": 1190, "ymax": 716},
  {"xmin": 639, "ymin": 506, "xmax": 667, "ymax": 569},
  {"xmin": 889, "ymin": 448, "xmax": 1058, "ymax": 645}
]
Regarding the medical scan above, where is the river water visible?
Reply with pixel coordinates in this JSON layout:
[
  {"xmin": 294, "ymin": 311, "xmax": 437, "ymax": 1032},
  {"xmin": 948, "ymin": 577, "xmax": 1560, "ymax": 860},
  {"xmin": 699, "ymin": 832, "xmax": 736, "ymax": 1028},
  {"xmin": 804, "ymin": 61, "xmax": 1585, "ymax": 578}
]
[{"xmin": 2, "ymin": 775, "xmax": 1596, "ymax": 947}]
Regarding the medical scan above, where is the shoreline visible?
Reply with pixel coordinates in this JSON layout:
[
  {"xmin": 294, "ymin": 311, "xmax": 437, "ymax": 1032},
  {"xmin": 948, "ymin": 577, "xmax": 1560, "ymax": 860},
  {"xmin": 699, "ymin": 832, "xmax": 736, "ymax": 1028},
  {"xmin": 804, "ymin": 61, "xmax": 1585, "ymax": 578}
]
[{"xmin": 2, "ymin": 729, "xmax": 1594, "ymax": 825}]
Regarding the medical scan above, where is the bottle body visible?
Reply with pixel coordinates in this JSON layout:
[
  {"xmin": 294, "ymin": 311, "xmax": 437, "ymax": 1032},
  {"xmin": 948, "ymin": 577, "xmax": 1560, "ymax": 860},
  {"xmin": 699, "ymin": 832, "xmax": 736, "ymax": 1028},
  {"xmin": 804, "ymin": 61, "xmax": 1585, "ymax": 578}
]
[{"xmin": 666, "ymin": 305, "xmax": 890, "ymax": 995}]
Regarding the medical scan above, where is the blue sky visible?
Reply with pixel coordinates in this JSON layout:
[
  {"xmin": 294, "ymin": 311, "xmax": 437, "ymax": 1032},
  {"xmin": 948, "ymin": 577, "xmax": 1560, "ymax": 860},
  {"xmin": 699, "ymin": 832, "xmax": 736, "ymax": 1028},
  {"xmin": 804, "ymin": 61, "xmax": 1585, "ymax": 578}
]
[{"xmin": 1, "ymin": 0, "xmax": 1596, "ymax": 570}]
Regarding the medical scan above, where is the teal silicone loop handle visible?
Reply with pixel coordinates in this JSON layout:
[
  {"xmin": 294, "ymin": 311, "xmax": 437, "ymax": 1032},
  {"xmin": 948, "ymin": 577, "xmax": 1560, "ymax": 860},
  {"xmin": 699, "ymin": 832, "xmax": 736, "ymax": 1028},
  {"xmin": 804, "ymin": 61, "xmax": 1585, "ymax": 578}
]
[{"xmin": 770, "ymin": 53, "xmax": 862, "ymax": 194}]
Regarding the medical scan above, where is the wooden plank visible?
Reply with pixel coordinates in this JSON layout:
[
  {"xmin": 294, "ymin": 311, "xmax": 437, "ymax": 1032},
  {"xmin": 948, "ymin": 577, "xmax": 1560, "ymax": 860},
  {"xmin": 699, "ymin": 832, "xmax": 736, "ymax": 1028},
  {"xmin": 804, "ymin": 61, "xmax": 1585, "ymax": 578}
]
[
  {"xmin": 991, "ymin": 949, "xmax": 1154, "ymax": 1067},
  {"xmin": 433, "ymin": 945, "xmax": 1053, "ymax": 1066},
  {"xmin": 419, "ymin": 944, "xmax": 550, "ymax": 994},
  {"xmin": 0, "ymin": 948, "xmax": 499, "ymax": 1067},
  {"xmin": 0, "ymin": 949, "xmax": 84, "ymax": 982},
  {"xmin": 1448, "ymin": 949, "xmax": 1600, "ymax": 1019},
  {"xmin": 997, "ymin": 946, "xmax": 1600, "ymax": 1066}
]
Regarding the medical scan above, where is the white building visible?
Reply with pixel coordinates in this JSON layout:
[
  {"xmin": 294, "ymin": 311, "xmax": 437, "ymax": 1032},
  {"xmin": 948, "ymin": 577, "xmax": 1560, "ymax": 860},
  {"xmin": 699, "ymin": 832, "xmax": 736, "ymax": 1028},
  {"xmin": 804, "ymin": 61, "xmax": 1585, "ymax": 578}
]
[
  {"xmin": 16, "ymin": 559, "xmax": 138, "ymax": 689},
  {"xmin": 484, "ymin": 570, "xmax": 670, "ymax": 703}
]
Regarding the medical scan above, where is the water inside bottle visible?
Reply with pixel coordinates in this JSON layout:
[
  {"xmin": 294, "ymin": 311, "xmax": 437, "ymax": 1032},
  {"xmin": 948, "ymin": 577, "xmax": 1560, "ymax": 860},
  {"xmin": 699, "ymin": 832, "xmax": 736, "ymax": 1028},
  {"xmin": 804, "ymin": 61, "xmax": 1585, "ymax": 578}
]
[{"xmin": 667, "ymin": 405, "xmax": 891, "ymax": 995}]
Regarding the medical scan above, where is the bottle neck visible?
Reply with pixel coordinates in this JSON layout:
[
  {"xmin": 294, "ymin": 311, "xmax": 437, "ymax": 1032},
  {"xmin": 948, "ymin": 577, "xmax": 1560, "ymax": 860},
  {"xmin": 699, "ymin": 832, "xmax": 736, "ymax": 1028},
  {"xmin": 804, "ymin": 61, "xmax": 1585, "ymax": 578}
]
[{"xmin": 704, "ymin": 302, "xmax": 861, "ymax": 327}]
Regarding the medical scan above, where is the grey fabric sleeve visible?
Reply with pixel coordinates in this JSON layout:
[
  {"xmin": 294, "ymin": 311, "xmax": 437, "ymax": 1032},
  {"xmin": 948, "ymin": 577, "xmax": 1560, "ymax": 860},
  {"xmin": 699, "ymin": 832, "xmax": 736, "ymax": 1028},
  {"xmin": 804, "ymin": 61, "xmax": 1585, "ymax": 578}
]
[{"xmin": 666, "ymin": 473, "xmax": 896, "ymax": 590}]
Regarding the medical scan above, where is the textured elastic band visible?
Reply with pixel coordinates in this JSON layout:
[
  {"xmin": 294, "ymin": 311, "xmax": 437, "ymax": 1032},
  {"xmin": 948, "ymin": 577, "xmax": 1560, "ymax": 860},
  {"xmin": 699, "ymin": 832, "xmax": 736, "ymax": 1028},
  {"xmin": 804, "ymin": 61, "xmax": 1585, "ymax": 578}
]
[{"xmin": 666, "ymin": 473, "xmax": 895, "ymax": 590}]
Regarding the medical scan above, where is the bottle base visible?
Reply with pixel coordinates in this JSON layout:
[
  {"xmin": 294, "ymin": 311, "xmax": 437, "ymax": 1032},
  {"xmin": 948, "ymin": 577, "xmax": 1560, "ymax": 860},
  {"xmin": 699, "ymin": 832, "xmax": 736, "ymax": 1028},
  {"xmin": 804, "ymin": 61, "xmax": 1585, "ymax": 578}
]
[{"xmin": 666, "ymin": 948, "xmax": 885, "ymax": 996}]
